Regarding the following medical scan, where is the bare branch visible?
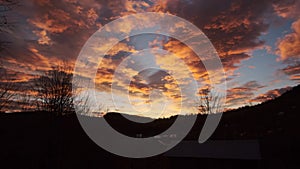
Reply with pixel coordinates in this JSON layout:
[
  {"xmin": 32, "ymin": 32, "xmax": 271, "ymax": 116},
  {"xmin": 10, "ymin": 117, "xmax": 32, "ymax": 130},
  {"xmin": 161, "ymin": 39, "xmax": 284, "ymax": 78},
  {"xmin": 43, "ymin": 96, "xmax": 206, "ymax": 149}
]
[
  {"xmin": 0, "ymin": 66, "xmax": 14, "ymax": 112},
  {"xmin": 197, "ymin": 87, "xmax": 223, "ymax": 114},
  {"xmin": 32, "ymin": 65, "xmax": 75, "ymax": 115}
]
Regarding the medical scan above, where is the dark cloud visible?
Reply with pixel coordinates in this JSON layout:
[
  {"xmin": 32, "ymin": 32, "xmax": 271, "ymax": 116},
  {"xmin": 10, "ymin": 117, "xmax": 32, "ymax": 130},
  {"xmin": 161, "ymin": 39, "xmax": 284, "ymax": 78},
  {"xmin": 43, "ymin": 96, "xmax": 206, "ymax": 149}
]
[
  {"xmin": 280, "ymin": 62, "xmax": 300, "ymax": 82},
  {"xmin": 226, "ymin": 81, "xmax": 265, "ymax": 107},
  {"xmin": 251, "ymin": 86, "xmax": 292, "ymax": 103},
  {"xmin": 163, "ymin": 0, "xmax": 277, "ymax": 75},
  {"xmin": 273, "ymin": 0, "xmax": 300, "ymax": 18},
  {"xmin": 1, "ymin": 0, "xmax": 286, "ymax": 78},
  {"xmin": 1, "ymin": 0, "xmax": 299, "ymax": 111},
  {"xmin": 281, "ymin": 63, "xmax": 300, "ymax": 75}
]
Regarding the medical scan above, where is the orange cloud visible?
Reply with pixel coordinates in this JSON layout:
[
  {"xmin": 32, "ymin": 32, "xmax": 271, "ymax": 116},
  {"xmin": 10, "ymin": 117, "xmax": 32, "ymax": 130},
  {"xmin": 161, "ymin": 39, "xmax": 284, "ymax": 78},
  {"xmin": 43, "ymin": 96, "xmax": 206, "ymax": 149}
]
[
  {"xmin": 280, "ymin": 63, "xmax": 300, "ymax": 81},
  {"xmin": 282, "ymin": 63, "xmax": 300, "ymax": 75},
  {"xmin": 251, "ymin": 86, "xmax": 292, "ymax": 103},
  {"xmin": 290, "ymin": 74, "xmax": 300, "ymax": 81},
  {"xmin": 28, "ymin": 10, "xmax": 70, "ymax": 33},
  {"xmin": 162, "ymin": 40, "xmax": 209, "ymax": 81},
  {"xmin": 2, "ymin": 0, "xmax": 299, "ymax": 115},
  {"xmin": 277, "ymin": 19, "xmax": 300, "ymax": 61},
  {"xmin": 226, "ymin": 81, "xmax": 265, "ymax": 108}
]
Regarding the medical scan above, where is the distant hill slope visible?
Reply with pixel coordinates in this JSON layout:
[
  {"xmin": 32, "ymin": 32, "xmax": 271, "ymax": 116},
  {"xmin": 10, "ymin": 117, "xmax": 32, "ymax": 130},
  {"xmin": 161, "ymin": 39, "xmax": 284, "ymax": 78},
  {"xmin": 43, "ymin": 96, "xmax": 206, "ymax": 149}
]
[
  {"xmin": 210, "ymin": 84, "xmax": 300, "ymax": 140},
  {"xmin": 101, "ymin": 84, "xmax": 300, "ymax": 140}
]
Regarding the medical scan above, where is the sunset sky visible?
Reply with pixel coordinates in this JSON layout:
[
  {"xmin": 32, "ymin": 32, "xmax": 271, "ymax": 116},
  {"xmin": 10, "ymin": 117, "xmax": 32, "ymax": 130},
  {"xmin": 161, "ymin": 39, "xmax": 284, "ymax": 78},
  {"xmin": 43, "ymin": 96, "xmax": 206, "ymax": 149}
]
[{"xmin": 1, "ymin": 0, "xmax": 300, "ymax": 118}]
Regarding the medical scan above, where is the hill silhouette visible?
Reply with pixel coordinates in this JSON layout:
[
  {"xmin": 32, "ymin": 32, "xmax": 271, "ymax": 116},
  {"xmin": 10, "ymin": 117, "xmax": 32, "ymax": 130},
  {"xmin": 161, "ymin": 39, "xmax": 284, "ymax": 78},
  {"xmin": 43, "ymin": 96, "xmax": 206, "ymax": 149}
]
[
  {"xmin": 101, "ymin": 84, "xmax": 300, "ymax": 141},
  {"xmin": 0, "ymin": 85, "xmax": 299, "ymax": 169}
]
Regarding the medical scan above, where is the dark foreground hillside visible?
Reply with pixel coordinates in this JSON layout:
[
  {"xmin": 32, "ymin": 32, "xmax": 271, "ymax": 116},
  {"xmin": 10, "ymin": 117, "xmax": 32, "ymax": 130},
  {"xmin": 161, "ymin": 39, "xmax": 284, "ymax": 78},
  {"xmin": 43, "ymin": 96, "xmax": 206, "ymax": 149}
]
[{"xmin": 1, "ymin": 85, "xmax": 300, "ymax": 169}]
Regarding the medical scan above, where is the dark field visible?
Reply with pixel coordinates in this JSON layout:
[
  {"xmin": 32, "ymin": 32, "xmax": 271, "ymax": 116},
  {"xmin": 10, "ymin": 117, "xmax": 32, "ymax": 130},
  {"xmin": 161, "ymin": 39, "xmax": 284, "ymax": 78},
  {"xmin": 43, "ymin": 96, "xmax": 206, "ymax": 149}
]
[{"xmin": 1, "ymin": 85, "xmax": 300, "ymax": 169}]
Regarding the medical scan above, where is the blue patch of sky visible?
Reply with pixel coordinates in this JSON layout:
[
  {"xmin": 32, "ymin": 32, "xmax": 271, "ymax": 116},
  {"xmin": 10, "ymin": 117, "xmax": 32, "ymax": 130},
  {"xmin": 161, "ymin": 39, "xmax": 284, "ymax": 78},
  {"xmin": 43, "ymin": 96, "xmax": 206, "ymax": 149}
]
[{"xmin": 232, "ymin": 17, "xmax": 297, "ymax": 99}]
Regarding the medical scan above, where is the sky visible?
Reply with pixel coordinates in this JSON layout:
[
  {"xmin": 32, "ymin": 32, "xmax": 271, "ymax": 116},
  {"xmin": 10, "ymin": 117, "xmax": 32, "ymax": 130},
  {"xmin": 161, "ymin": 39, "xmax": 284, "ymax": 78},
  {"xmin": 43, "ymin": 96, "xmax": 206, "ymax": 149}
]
[{"xmin": 0, "ymin": 0, "xmax": 300, "ymax": 118}]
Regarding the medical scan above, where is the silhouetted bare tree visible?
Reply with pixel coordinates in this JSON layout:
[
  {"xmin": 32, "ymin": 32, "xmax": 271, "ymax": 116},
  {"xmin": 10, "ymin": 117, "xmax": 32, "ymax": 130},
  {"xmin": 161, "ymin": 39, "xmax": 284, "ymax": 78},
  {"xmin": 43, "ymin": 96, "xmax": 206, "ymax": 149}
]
[
  {"xmin": 0, "ymin": 1, "xmax": 19, "ymax": 111},
  {"xmin": 33, "ymin": 66, "xmax": 74, "ymax": 115},
  {"xmin": 73, "ymin": 89, "xmax": 105, "ymax": 116},
  {"xmin": 0, "ymin": 67, "xmax": 14, "ymax": 112},
  {"xmin": 18, "ymin": 89, "xmax": 35, "ymax": 111},
  {"xmin": 197, "ymin": 87, "xmax": 223, "ymax": 114}
]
